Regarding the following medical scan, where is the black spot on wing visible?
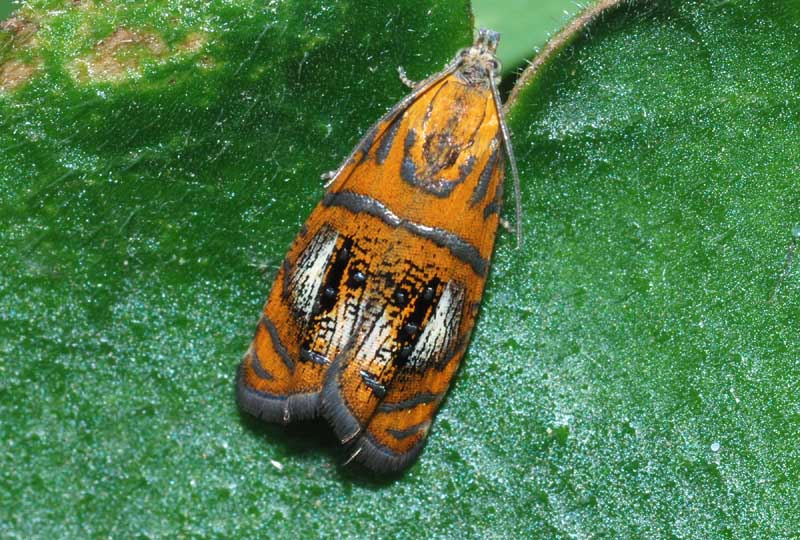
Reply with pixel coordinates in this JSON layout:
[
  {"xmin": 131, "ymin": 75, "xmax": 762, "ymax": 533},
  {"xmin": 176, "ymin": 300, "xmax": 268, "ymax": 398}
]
[
  {"xmin": 392, "ymin": 277, "xmax": 441, "ymax": 368},
  {"xmin": 316, "ymin": 237, "xmax": 353, "ymax": 314}
]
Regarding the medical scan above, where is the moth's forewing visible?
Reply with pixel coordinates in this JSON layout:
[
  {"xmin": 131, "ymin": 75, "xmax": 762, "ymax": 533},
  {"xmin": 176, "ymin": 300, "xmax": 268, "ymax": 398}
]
[{"xmin": 238, "ymin": 33, "xmax": 506, "ymax": 473}]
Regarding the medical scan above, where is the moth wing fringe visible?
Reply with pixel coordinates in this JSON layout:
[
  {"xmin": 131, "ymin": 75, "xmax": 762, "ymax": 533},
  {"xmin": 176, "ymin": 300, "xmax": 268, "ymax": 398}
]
[
  {"xmin": 320, "ymin": 355, "xmax": 430, "ymax": 473},
  {"xmin": 319, "ymin": 358, "xmax": 363, "ymax": 443},
  {"xmin": 344, "ymin": 432, "xmax": 427, "ymax": 474},
  {"xmin": 236, "ymin": 364, "xmax": 321, "ymax": 424},
  {"xmin": 323, "ymin": 378, "xmax": 430, "ymax": 474}
]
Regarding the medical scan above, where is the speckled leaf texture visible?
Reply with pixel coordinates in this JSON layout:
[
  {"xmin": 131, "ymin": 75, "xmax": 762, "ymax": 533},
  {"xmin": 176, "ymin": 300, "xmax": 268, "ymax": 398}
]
[{"xmin": 1, "ymin": 0, "xmax": 798, "ymax": 538}]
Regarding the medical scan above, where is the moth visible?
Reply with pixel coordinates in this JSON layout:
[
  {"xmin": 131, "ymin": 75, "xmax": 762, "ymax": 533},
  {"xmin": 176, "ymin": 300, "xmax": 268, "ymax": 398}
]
[{"xmin": 237, "ymin": 29, "xmax": 521, "ymax": 473}]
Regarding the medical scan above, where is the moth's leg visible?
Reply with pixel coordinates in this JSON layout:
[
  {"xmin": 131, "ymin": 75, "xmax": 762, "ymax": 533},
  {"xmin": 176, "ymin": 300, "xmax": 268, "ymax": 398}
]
[
  {"xmin": 321, "ymin": 170, "xmax": 337, "ymax": 188},
  {"xmin": 397, "ymin": 66, "xmax": 418, "ymax": 89},
  {"xmin": 342, "ymin": 445, "xmax": 363, "ymax": 467},
  {"xmin": 499, "ymin": 217, "xmax": 514, "ymax": 234}
]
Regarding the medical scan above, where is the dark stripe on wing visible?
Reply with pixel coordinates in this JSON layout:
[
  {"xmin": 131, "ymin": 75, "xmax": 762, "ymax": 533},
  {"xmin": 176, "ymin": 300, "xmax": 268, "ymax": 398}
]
[
  {"xmin": 375, "ymin": 114, "xmax": 404, "ymax": 164},
  {"xmin": 280, "ymin": 258, "xmax": 292, "ymax": 299},
  {"xmin": 470, "ymin": 144, "xmax": 500, "ymax": 206},
  {"xmin": 483, "ymin": 181, "xmax": 504, "ymax": 219},
  {"xmin": 376, "ymin": 391, "xmax": 442, "ymax": 412},
  {"xmin": 322, "ymin": 190, "xmax": 488, "ymax": 276},
  {"xmin": 387, "ymin": 420, "xmax": 430, "ymax": 441},
  {"xmin": 249, "ymin": 349, "xmax": 274, "ymax": 381},
  {"xmin": 260, "ymin": 316, "xmax": 295, "ymax": 373}
]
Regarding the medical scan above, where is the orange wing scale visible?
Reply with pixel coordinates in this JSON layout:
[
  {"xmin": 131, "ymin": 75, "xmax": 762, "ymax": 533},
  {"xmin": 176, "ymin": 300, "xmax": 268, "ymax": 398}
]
[{"xmin": 238, "ymin": 30, "xmax": 509, "ymax": 473}]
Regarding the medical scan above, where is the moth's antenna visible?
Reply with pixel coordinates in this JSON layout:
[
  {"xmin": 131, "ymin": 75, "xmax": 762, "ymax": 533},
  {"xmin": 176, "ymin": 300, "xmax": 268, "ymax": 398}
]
[{"xmin": 490, "ymin": 73, "xmax": 523, "ymax": 248}]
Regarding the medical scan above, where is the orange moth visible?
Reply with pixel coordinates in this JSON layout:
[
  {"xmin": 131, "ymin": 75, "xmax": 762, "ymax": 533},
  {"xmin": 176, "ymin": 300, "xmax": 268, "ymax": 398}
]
[{"xmin": 237, "ymin": 29, "xmax": 521, "ymax": 473}]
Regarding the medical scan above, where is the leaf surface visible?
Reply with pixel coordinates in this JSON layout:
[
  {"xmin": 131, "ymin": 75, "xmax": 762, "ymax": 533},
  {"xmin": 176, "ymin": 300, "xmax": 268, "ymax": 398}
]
[{"xmin": 1, "ymin": 1, "xmax": 798, "ymax": 538}]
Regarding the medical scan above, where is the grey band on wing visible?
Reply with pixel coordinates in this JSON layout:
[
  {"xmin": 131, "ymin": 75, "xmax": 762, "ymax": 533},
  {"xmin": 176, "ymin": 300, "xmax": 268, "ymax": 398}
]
[{"xmin": 322, "ymin": 190, "xmax": 488, "ymax": 277}]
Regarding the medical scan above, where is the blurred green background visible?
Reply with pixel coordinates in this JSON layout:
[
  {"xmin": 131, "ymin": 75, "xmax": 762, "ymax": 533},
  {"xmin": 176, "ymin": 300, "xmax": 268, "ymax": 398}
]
[{"xmin": 0, "ymin": 1, "xmax": 15, "ymax": 21}]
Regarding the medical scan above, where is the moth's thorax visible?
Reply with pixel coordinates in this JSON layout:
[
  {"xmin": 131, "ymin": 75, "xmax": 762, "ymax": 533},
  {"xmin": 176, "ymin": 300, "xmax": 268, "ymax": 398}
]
[
  {"xmin": 455, "ymin": 50, "xmax": 500, "ymax": 88},
  {"xmin": 454, "ymin": 33, "xmax": 501, "ymax": 89},
  {"xmin": 400, "ymin": 75, "xmax": 499, "ymax": 199}
]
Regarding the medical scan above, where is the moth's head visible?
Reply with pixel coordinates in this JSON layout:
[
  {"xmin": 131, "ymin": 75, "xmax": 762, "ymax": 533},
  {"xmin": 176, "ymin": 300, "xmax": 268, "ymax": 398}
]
[{"xmin": 455, "ymin": 28, "xmax": 501, "ymax": 88}]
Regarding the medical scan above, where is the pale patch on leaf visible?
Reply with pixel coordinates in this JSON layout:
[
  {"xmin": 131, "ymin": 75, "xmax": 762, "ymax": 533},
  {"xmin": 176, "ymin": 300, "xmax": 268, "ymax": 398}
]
[
  {"xmin": 0, "ymin": 59, "xmax": 41, "ymax": 92},
  {"xmin": 67, "ymin": 27, "xmax": 211, "ymax": 84}
]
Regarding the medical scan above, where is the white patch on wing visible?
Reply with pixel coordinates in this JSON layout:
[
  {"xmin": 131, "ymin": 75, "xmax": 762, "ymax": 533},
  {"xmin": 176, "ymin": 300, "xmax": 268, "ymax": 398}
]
[
  {"xmin": 288, "ymin": 227, "xmax": 338, "ymax": 321},
  {"xmin": 355, "ymin": 308, "xmax": 396, "ymax": 366},
  {"xmin": 407, "ymin": 282, "xmax": 465, "ymax": 370},
  {"xmin": 334, "ymin": 296, "xmax": 360, "ymax": 350}
]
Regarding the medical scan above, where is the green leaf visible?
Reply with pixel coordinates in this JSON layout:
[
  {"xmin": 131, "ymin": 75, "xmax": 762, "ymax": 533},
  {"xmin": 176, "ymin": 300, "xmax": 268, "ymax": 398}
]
[
  {"xmin": 1, "ymin": 0, "xmax": 798, "ymax": 538},
  {"xmin": 502, "ymin": 0, "xmax": 800, "ymax": 536}
]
